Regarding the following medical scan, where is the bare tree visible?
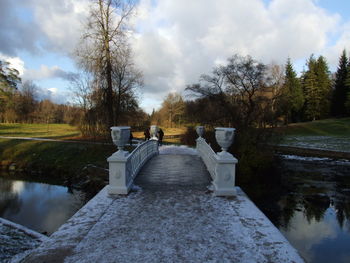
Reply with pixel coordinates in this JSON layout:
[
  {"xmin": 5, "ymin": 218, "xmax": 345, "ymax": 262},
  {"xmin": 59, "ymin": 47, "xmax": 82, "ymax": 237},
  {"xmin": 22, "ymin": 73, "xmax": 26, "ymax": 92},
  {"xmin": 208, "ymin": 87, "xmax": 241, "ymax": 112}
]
[
  {"xmin": 187, "ymin": 54, "xmax": 268, "ymax": 127},
  {"xmin": 14, "ymin": 80, "xmax": 38, "ymax": 123},
  {"xmin": 159, "ymin": 93, "xmax": 185, "ymax": 128},
  {"xmin": 76, "ymin": 0, "xmax": 140, "ymax": 129}
]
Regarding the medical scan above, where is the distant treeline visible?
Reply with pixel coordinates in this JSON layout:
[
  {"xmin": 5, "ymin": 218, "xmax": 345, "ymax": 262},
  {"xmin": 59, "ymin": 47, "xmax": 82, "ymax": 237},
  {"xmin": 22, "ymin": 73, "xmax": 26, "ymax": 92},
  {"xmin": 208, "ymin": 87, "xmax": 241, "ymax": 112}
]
[
  {"xmin": 2, "ymin": 49, "xmax": 350, "ymax": 134},
  {"xmin": 152, "ymin": 51, "xmax": 350, "ymax": 129}
]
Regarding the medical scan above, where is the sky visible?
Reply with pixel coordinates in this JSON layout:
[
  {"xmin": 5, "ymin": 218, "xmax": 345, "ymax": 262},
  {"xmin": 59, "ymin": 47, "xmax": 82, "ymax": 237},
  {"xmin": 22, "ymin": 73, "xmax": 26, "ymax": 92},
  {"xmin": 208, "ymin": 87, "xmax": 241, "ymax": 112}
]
[{"xmin": 1, "ymin": 0, "xmax": 350, "ymax": 113}]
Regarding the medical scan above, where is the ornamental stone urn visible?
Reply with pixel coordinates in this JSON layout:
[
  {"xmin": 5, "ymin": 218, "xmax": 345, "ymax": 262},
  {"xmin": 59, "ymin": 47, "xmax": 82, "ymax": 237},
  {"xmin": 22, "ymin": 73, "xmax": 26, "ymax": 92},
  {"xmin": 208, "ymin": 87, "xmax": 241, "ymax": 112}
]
[
  {"xmin": 196, "ymin": 126, "xmax": 204, "ymax": 138},
  {"xmin": 150, "ymin": 125, "xmax": 158, "ymax": 140},
  {"xmin": 215, "ymin": 127, "xmax": 235, "ymax": 156},
  {"xmin": 111, "ymin": 126, "xmax": 130, "ymax": 151}
]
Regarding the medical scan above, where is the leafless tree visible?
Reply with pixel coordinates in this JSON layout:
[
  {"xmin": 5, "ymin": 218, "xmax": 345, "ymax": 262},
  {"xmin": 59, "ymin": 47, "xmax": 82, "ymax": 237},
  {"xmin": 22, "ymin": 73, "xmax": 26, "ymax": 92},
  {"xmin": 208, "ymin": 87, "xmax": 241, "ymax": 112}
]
[{"xmin": 75, "ymin": 0, "xmax": 141, "ymax": 130}]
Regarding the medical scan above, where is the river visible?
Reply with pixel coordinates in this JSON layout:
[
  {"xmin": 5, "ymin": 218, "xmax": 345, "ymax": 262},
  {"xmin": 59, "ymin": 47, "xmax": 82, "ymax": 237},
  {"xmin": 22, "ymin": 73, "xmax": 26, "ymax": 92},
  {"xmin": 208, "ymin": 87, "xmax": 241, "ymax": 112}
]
[
  {"xmin": 255, "ymin": 156, "xmax": 350, "ymax": 263},
  {"xmin": 0, "ymin": 174, "xmax": 87, "ymax": 235}
]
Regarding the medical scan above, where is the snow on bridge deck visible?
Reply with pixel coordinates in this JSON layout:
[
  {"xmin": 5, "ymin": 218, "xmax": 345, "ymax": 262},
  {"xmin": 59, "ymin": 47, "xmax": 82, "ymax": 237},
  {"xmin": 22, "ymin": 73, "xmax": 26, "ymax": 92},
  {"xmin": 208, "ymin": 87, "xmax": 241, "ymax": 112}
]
[{"xmin": 18, "ymin": 146, "xmax": 304, "ymax": 263}]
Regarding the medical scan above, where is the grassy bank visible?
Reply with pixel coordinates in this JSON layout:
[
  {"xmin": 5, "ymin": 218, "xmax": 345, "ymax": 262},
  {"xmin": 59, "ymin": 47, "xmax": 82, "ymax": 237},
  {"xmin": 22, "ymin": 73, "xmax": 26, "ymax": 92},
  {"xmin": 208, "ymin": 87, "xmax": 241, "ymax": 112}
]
[
  {"xmin": 0, "ymin": 138, "xmax": 115, "ymax": 177},
  {"xmin": 279, "ymin": 118, "xmax": 350, "ymax": 137},
  {"xmin": 276, "ymin": 118, "xmax": 350, "ymax": 154},
  {"xmin": 0, "ymin": 123, "xmax": 81, "ymax": 139},
  {"xmin": 0, "ymin": 123, "xmax": 185, "ymax": 180}
]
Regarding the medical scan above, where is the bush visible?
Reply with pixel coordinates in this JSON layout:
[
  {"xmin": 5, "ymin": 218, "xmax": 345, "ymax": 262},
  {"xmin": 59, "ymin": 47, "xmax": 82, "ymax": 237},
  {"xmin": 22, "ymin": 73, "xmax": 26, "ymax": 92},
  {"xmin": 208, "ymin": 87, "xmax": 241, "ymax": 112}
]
[{"xmin": 180, "ymin": 126, "xmax": 198, "ymax": 146}]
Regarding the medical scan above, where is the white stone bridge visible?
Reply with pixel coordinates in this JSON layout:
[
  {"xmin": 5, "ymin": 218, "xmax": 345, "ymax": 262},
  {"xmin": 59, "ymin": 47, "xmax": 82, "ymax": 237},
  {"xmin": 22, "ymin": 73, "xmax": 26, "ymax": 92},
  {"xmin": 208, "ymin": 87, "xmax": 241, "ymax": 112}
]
[{"xmin": 18, "ymin": 126, "xmax": 304, "ymax": 263}]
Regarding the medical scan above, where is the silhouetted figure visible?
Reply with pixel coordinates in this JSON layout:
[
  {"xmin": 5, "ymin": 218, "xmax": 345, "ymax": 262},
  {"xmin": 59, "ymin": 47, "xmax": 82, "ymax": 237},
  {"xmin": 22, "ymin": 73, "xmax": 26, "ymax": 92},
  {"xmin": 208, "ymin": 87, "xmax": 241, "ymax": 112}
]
[
  {"xmin": 129, "ymin": 132, "xmax": 133, "ymax": 146},
  {"xmin": 144, "ymin": 128, "xmax": 150, "ymax": 141},
  {"xmin": 158, "ymin": 128, "xmax": 164, "ymax": 146}
]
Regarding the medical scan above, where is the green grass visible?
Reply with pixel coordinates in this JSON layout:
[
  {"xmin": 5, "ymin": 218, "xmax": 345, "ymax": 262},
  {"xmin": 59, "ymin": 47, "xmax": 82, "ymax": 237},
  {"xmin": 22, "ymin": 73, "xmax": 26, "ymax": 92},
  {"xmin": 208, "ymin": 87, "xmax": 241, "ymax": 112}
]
[
  {"xmin": 0, "ymin": 138, "xmax": 116, "ymax": 178},
  {"xmin": 276, "ymin": 118, "xmax": 350, "ymax": 152},
  {"xmin": 279, "ymin": 118, "xmax": 350, "ymax": 138},
  {"xmin": 0, "ymin": 123, "xmax": 81, "ymax": 139}
]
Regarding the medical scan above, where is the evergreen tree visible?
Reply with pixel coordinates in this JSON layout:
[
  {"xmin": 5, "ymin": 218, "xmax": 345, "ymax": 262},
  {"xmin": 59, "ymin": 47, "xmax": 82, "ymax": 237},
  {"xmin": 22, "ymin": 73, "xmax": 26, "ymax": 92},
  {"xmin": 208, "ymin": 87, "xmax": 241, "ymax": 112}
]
[
  {"xmin": 314, "ymin": 56, "xmax": 332, "ymax": 118},
  {"xmin": 302, "ymin": 55, "xmax": 322, "ymax": 121},
  {"xmin": 345, "ymin": 60, "xmax": 350, "ymax": 115},
  {"xmin": 0, "ymin": 60, "xmax": 21, "ymax": 120},
  {"xmin": 331, "ymin": 50, "xmax": 348, "ymax": 116},
  {"xmin": 282, "ymin": 58, "xmax": 304, "ymax": 123}
]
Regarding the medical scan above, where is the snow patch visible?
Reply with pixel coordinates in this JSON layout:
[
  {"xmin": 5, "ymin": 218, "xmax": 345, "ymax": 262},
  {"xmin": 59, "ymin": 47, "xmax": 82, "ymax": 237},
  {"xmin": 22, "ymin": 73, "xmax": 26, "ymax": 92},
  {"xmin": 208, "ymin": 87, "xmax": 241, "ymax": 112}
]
[{"xmin": 159, "ymin": 145, "xmax": 198, "ymax": 155}]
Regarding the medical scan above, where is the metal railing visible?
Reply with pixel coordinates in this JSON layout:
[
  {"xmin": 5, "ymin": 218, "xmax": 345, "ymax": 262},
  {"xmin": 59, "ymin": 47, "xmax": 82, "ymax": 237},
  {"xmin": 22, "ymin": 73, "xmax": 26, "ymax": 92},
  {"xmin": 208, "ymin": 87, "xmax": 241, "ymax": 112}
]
[
  {"xmin": 196, "ymin": 138, "xmax": 217, "ymax": 180},
  {"xmin": 196, "ymin": 136, "xmax": 237, "ymax": 196},
  {"xmin": 125, "ymin": 140, "xmax": 159, "ymax": 186},
  {"xmin": 108, "ymin": 139, "xmax": 159, "ymax": 195}
]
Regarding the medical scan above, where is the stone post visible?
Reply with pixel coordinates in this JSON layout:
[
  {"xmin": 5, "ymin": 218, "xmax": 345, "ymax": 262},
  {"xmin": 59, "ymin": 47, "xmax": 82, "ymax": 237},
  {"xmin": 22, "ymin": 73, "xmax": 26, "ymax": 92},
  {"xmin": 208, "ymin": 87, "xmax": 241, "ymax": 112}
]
[
  {"xmin": 213, "ymin": 127, "xmax": 238, "ymax": 196},
  {"xmin": 150, "ymin": 125, "xmax": 159, "ymax": 140},
  {"xmin": 107, "ymin": 126, "xmax": 131, "ymax": 195},
  {"xmin": 196, "ymin": 126, "xmax": 205, "ymax": 147}
]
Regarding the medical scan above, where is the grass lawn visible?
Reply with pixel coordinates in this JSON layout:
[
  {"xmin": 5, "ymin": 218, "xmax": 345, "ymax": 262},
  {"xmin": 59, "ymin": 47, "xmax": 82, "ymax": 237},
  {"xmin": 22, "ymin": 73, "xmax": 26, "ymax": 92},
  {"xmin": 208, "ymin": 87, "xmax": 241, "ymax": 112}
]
[
  {"xmin": 277, "ymin": 118, "xmax": 350, "ymax": 152},
  {"xmin": 0, "ymin": 123, "xmax": 81, "ymax": 139},
  {"xmin": 279, "ymin": 118, "xmax": 350, "ymax": 137},
  {"xmin": 0, "ymin": 138, "xmax": 116, "ymax": 177}
]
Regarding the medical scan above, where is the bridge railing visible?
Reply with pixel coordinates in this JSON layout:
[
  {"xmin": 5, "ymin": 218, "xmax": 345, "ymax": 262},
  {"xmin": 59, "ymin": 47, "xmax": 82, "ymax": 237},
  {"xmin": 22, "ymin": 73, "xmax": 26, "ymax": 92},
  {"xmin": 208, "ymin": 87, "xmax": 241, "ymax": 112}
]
[
  {"xmin": 195, "ymin": 126, "xmax": 238, "ymax": 196},
  {"xmin": 107, "ymin": 126, "xmax": 159, "ymax": 195}
]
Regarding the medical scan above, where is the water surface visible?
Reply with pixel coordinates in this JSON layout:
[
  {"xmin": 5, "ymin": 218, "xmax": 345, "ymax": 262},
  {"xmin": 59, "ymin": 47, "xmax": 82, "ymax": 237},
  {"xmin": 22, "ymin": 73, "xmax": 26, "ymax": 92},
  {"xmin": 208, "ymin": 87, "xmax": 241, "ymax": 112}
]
[
  {"xmin": 0, "ymin": 175, "xmax": 86, "ymax": 235},
  {"xmin": 257, "ymin": 157, "xmax": 350, "ymax": 263}
]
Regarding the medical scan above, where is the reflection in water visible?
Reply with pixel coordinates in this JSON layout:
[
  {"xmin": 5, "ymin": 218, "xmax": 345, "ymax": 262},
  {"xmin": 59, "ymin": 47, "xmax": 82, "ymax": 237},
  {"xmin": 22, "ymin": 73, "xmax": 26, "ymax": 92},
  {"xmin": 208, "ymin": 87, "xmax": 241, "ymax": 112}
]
[
  {"xmin": 0, "ymin": 176, "xmax": 86, "ymax": 235},
  {"xmin": 258, "ymin": 158, "xmax": 350, "ymax": 263}
]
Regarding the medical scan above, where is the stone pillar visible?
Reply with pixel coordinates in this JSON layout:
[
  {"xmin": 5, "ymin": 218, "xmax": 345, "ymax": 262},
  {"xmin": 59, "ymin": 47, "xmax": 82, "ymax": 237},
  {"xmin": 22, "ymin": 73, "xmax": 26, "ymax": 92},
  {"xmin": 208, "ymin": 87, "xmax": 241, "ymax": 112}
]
[
  {"xmin": 107, "ymin": 151, "xmax": 129, "ymax": 195},
  {"xmin": 213, "ymin": 127, "xmax": 237, "ymax": 196},
  {"xmin": 107, "ymin": 126, "xmax": 131, "ymax": 195},
  {"xmin": 213, "ymin": 154, "xmax": 238, "ymax": 196},
  {"xmin": 150, "ymin": 125, "xmax": 159, "ymax": 140},
  {"xmin": 196, "ymin": 126, "xmax": 205, "ymax": 148}
]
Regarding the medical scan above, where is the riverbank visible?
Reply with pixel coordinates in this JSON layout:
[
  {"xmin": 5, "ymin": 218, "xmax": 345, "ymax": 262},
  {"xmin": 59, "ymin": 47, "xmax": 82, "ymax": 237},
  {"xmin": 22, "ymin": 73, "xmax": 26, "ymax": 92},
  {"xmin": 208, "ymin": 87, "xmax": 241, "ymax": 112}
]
[
  {"xmin": 272, "ymin": 145, "xmax": 350, "ymax": 160},
  {"xmin": 0, "ymin": 138, "xmax": 115, "ymax": 196}
]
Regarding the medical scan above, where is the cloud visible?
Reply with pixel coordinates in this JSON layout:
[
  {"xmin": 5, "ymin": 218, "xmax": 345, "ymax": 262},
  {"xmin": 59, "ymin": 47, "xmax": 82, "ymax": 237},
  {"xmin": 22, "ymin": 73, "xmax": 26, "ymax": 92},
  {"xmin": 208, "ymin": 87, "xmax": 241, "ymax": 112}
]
[
  {"xmin": 0, "ymin": 53, "xmax": 25, "ymax": 76},
  {"xmin": 25, "ymin": 0, "xmax": 90, "ymax": 55},
  {"xmin": 0, "ymin": 0, "xmax": 89, "ymax": 57},
  {"xmin": 0, "ymin": 0, "xmax": 41, "ymax": 56},
  {"xmin": 2, "ymin": 0, "xmax": 350, "ymax": 110},
  {"xmin": 35, "ymin": 86, "xmax": 70, "ymax": 104},
  {"xmin": 132, "ymin": 0, "xmax": 346, "ymax": 102},
  {"xmin": 23, "ymin": 65, "xmax": 77, "ymax": 81}
]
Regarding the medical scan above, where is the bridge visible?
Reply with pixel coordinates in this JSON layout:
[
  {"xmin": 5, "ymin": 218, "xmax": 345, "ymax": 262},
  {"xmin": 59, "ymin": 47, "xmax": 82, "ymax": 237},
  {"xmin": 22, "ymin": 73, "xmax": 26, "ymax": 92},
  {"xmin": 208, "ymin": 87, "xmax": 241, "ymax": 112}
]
[{"xmin": 18, "ymin": 126, "xmax": 304, "ymax": 263}]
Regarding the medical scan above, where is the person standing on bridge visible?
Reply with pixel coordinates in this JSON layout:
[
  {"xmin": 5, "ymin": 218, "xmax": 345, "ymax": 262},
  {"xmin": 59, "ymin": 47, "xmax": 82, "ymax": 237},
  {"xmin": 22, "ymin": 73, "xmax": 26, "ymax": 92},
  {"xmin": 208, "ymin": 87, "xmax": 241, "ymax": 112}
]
[
  {"xmin": 158, "ymin": 128, "xmax": 164, "ymax": 146},
  {"xmin": 144, "ymin": 127, "xmax": 150, "ymax": 141}
]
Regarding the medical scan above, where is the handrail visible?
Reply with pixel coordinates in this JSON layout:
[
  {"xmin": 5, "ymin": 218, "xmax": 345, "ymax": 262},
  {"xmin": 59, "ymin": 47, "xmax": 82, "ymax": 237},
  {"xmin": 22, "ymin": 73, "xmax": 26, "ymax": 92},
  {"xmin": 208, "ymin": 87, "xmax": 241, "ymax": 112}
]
[
  {"xmin": 107, "ymin": 139, "xmax": 159, "ymax": 195},
  {"xmin": 125, "ymin": 140, "xmax": 158, "ymax": 185},
  {"xmin": 196, "ymin": 138, "xmax": 217, "ymax": 180},
  {"xmin": 196, "ymin": 137, "xmax": 237, "ymax": 196}
]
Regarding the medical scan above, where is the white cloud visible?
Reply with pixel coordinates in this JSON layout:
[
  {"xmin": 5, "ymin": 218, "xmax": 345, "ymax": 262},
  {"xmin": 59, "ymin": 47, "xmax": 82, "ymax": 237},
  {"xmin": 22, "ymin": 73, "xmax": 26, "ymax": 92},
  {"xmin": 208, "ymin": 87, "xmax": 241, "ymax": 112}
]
[
  {"xmin": 26, "ymin": 0, "xmax": 90, "ymax": 55},
  {"xmin": 36, "ymin": 86, "xmax": 69, "ymax": 104},
  {"xmin": 2, "ymin": 0, "xmax": 350, "ymax": 110},
  {"xmin": 0, "ymin": 53, "xmax": 25, "ymax": 76},
  {"xmin": 23, "ymin": 65, "xmax": 77, "ymax": 81},
  {"xmin": 132, "ymin": 0, "xmax": 345, "ymax": 103}
]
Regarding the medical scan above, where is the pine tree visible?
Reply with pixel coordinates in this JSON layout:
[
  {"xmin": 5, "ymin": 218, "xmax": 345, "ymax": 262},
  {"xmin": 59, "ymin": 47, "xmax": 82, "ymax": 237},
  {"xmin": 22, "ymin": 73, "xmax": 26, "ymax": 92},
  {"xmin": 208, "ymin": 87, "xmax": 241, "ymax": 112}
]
[
  {"xmin": 345, "ymin": 62, "xmax": 350, "ymax": 115},
  {"xmin": 303, "ymin": 55, "xmax": 322, "ymax": 121},
  {"xmin": 282, "ymin": 58, "xmax": 304, "ymax": 123},
  {"xmin": 331, "ymin": 50, "xmax": 348, "ymax": 116},
  {"xmin": 314, "ymin": 56, "xmax": 332, "ymax": 118}
]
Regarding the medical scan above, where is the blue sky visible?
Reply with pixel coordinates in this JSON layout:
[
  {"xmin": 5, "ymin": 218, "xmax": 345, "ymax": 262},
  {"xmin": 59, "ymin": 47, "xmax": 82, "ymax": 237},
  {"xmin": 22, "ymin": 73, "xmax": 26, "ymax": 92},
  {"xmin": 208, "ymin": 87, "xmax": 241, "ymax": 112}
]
[{"xmin": 1, "ymin": 0, "xmax": 350, "ymax": 113}]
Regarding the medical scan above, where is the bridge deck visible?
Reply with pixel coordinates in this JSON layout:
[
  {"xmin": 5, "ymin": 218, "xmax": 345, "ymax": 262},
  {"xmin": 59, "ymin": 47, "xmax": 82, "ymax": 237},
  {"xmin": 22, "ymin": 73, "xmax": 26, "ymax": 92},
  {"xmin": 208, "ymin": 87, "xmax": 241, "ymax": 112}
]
[
  {"xmin": 19, "ymin": 146, "xmax": 304, "ymax": 263},
  {"xmin": 135, "ymin": 154, "xmax": 211, "ymax": 190}
]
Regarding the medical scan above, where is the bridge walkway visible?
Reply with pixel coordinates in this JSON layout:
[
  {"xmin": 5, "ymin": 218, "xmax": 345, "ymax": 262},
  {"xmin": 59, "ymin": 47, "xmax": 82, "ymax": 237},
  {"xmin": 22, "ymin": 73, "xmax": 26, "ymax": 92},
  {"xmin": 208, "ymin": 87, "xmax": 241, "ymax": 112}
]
[
  {"xmin": 19, "ymin": 146, "xmax": 304, "ymax": 263},
  {"xmin": 135, "ymin": 151, "xmax": 211, "ymax": 191}
]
